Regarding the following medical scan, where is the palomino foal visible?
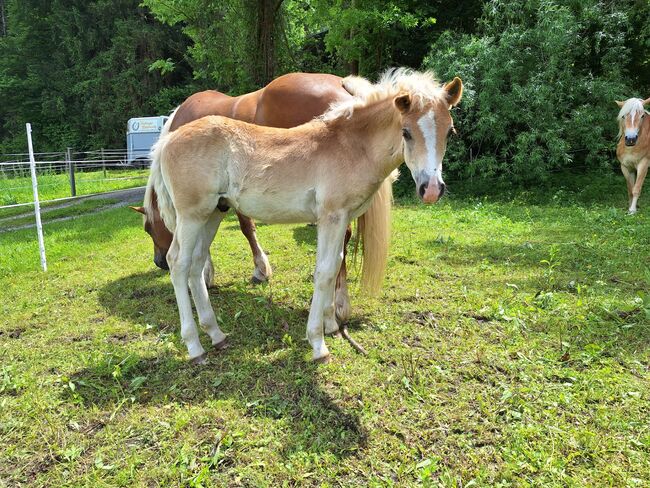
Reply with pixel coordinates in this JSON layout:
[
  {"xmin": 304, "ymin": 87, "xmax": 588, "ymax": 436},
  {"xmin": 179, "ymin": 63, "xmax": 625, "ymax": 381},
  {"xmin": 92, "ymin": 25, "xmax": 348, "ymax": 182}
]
[
  {"xmin": 145, "ymin": 69, "xmax": 462, "ymax": 363},
  {"xmin": 616, "ymin": 97, "xmax": 650, "ymax": 214},
  {"xmin": 134, "ymin": 73, "xmax": 393, "ymax": 327}
]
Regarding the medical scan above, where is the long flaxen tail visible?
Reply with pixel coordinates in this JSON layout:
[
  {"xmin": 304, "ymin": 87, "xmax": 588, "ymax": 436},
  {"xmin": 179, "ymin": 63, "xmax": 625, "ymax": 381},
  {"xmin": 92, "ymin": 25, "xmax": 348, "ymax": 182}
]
[
  {"xmin": 357, "ymin": 170, "xmax": 397, "ymax": 294},
  {"xmin": 144, "ymin": 108, "xmax": 178, "ymax": 232}
]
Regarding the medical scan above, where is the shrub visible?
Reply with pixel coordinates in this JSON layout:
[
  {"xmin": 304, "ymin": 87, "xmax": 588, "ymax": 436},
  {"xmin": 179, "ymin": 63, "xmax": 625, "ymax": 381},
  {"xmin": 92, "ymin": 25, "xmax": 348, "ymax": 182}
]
[{"xmin": 423, "ymin": 0, "xmax": 646, "ymax": 184}]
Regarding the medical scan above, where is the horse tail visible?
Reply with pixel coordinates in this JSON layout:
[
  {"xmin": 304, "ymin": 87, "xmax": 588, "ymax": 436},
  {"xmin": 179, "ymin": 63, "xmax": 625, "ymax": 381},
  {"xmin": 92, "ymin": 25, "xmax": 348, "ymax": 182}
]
[
  {"xmin": 144, "ymin": 108, "xmax": 178, "ymax": 231},
  {"xmin": 357, "ymin": 170, "xmax": 397, "ymax": 294}
]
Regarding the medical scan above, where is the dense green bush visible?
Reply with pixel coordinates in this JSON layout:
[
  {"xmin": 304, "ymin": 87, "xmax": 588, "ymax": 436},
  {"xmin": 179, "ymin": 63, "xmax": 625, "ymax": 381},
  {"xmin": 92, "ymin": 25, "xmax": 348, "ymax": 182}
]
[{"xmin": 423, "ymin": 0, "xmax": 648, "ymax": 184}]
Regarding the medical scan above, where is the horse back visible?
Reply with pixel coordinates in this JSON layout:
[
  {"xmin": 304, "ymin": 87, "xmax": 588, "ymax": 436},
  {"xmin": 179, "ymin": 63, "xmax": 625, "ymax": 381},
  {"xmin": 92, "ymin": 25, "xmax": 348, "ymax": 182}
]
[
  {"xmin": 170, "ymin": 89, "xmax": 262, "ymax": 131},
  {"xmin": 255, "ymin": 73, "xmax": 351, "ymax": 128}
]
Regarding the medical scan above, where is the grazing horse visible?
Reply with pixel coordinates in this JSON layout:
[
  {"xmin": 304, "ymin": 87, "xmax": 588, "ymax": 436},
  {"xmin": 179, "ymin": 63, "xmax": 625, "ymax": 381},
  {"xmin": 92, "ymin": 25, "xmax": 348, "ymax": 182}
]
[
  {"xmin": 616, "ymin": 97, "xmax": 650, "ymax": 214},
  {"xmin": 132, "ymin": 72, "xmax": 392, "ymax": 325},
  {"xmin": 144, "ymin": 68, "xmax": 463, "ymax": 363}
]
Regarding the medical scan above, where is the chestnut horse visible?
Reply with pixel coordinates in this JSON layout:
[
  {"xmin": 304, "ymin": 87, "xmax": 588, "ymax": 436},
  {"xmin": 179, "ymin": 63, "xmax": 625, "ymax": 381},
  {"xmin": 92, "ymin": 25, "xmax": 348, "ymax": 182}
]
[
  {"xmin": 616, "ymin": 97, "xmax": 650, "ymax": 214},
  {"xmin": 145, "ymin": 69, "xmax": 463, "ymax": 363},
  {"xmin": 132, "ymin": 73, "xmax": 392, "ymax": 325}
]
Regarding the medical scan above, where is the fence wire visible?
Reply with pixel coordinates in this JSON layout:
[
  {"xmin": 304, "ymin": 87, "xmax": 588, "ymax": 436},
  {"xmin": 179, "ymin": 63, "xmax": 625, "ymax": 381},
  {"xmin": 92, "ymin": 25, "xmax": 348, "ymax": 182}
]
[{"xmin": 0, "ymin": 149, "xmax": 150, "ymax": 210}]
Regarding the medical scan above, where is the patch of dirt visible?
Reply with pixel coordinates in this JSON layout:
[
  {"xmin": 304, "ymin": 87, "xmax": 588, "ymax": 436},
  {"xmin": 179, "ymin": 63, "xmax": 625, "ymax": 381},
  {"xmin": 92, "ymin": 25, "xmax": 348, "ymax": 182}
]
[
  {"xmin": 108, "ymin": 332, "xmax": 131, "ymax": 343},
  {"xmin": 462, "ymin": 312, "xmax": 492, "ymax": 324},
  {"xmin": 0, "ymin": 327, "xmax": 26, "ymax": 339},
  {"xmin": 403, "ymin": 311, "xmax": 438, "ymax": 327}
]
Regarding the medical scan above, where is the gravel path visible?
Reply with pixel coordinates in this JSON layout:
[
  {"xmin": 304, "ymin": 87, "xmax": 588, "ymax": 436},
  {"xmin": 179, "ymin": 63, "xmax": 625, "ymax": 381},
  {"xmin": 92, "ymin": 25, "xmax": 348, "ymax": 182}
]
[{"xmin": 0, "ymin": 186, "xmax": 145, "ymax": 232}]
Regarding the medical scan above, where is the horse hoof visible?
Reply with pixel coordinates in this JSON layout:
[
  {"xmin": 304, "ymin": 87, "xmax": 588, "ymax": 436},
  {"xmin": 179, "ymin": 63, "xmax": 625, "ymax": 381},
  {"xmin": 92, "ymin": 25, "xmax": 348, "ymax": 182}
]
[
  {"xmin": 313, "ymin": 354, "xmax": 332, "ymax": 365},
  {"xmin": 190, "ymin": 353, "xmax": 208, "ymax": 366},
  {"xmin": 250, "ymin": 275, "xmax": 267, "ymax": 285},
  {"xmin": 213, "ymin": 338, "xmax": 229, "ymax": 351},
  {"xmin": 332, "ymin": 331, "xmax": 342, "ymax": 339}
]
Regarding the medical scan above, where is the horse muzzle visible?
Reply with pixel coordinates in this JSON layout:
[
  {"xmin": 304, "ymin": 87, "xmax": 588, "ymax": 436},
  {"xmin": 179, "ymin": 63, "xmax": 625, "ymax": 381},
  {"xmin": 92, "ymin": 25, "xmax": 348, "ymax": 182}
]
[
  {"xmin": 154, "ymin": 253, "xmax": 169, "ymax": 270},
  {"xmin": 419, "ymin": 179, "xmax": 446, "ymax": 203},
  {"xmin": 625, "ymin": 135, "xmax": 638, "ymax": 147}
]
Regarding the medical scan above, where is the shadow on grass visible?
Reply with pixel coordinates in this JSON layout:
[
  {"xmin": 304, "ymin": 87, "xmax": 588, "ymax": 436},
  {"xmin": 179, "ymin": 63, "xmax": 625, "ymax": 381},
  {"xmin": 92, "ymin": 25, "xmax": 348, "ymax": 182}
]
[
  {"xmin": 292, "ymin": 224, "xmax": 317, "ymax": 248},
  {"xmin": 80, "ymin": 270, "xmax": 368, "ymax": 458}
]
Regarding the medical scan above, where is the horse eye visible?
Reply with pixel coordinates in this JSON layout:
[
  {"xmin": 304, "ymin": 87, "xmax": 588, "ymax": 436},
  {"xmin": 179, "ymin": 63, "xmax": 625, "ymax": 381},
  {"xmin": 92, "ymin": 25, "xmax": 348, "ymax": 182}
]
[{"xmin": 402, "ymin": 128, "xmax": 412, "ymax": 141}]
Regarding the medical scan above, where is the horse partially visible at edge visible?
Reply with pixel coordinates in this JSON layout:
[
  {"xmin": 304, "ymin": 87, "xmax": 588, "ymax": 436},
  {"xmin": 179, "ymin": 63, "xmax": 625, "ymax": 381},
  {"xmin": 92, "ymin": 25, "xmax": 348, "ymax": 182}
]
[
  {"xmin": 616, "ymin": 97, "xmax": 650, "ymax": 214},
  {"xmin": 131, "ymin": 72, "xmax": 393, "ymax": 327},
  {"xmin": 144, "ymin": 69, "xmax": 463, "ymax": 364}
]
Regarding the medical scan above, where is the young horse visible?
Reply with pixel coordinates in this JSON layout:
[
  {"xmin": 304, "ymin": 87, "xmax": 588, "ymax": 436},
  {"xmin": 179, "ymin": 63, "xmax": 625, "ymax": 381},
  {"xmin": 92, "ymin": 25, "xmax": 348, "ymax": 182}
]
[
  {"xmin": 616, "ymin": 97, "xmax": 650, "ymax": 214},
  {"xmin": 145, "ymin": 69, "xmax": 463, "ymax": 363},
  {"xmin": 132, "ymin": 73, "xmax": 390, "ymax": 326}
]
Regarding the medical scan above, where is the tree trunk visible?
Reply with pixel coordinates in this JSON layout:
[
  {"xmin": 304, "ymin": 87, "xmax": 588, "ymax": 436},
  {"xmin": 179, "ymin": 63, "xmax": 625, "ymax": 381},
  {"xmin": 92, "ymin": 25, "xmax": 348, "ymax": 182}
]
[
  {"xmin": 256, "ymin": 0, "xmax": 282, "ymax": 86},
  {"xmin": 348, "ymin": 0, "xmax": 359, "ymax": 75},
  {"xmin": 0, "ymin": 0, "xmax": 7, "ymax": 37}
]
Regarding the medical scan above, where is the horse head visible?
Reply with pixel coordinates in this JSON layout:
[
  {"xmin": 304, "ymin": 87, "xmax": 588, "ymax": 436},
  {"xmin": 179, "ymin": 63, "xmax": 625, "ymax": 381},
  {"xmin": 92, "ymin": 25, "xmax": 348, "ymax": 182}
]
[
  {"xmin": 130, "ymin": 193, "xmax": 173, "ymax": 270},
  {"xmin": 386, "ymin": 70, "xmax": 463, "ymax": 203},
  {"xmin": 616, "ymin": 97, "xmax": 650, "ymax": 147}
]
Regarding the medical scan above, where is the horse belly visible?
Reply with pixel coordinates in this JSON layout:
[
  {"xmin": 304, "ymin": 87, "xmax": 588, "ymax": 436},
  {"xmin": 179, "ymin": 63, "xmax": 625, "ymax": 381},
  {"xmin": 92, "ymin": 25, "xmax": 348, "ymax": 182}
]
[{"xmin": 236, "ymin": 190, "xmax": 317, "ymax": 224}]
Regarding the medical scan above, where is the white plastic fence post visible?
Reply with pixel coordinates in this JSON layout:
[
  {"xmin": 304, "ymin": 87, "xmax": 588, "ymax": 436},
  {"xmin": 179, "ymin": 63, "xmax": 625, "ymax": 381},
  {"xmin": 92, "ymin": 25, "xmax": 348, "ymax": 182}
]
[{"xmin": 26, "ymin": 123, "xmax": 47, "ymax": 272}]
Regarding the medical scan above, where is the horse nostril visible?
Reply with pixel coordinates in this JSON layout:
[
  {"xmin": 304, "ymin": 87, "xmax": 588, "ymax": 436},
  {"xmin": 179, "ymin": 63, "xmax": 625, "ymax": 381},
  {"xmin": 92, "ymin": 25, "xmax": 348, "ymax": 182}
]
[
  {"xmin": 419, "ymin": 183, "xmax": 427, "ymax": 198},
  {"xmin": 439, "ymin": 182, "xmax": 446, "ymax": 197}
]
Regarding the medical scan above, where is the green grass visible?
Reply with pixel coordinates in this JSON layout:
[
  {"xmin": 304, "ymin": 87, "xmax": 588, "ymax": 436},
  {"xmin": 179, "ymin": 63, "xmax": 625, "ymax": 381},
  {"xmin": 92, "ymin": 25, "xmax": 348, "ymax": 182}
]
[
  {"xmin": 0, "ymin": 168, "xmax": 147, "ymax": 206},
  {"xmin": 1, "ymin": 173, "xmax": 648, "ymax": 487}
]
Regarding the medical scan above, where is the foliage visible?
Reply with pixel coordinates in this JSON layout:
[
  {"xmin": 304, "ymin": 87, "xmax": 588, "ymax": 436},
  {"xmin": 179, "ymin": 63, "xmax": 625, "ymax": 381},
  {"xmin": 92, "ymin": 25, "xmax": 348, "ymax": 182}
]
[
  {"xmin": 0, "ymin": 0, "xmax": 193, "ymax": 153},
  {"xmin": 424, "ymin": 0, "xmax": 649, "ymax": 183},
  {"xmin": 1, "ymin": 174, "xmax": 649, "ymax": 485}
]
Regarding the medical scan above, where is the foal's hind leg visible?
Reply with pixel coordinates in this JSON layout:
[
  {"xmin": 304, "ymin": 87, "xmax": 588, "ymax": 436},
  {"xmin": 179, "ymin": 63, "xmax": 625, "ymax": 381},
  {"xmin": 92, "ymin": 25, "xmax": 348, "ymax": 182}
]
[
  {"xmin": 237, "ymin": 212, "xmax": 272, "ymax": 284},
  {"xmin": 168, "ymin": 218, "xmax": 208, "ymax": 362},
  {"xmin": 332, "ymin": 225, "xmax": 353, "ymax": 330},
  {"xmin": 189, "ymin": 212, "xmax": 228, "ymax": 350}
]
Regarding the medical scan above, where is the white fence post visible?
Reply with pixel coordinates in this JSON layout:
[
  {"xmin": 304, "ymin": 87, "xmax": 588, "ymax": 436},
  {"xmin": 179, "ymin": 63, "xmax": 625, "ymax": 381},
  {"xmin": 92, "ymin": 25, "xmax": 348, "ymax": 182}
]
[{"xmin": 26, "ymin": 123, "xmax": 47, "ymax": 272}]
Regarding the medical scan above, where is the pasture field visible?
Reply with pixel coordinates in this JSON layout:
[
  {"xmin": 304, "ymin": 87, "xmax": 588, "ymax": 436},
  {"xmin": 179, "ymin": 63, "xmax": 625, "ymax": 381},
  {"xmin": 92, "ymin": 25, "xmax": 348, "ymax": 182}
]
[
  {"xmin": 0, "ymin": 169, "xmax": 148, "ymax": 206},
  {"xmin": 1, "ymin": 172, "xmax": 649, "ymax": 487}
]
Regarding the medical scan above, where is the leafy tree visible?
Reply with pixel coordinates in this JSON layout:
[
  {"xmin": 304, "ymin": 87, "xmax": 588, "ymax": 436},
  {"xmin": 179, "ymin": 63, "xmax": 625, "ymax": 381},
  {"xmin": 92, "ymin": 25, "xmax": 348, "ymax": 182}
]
[{"xmin": 0, "ymin": 0, "xmax": 192, "ymax": 152}]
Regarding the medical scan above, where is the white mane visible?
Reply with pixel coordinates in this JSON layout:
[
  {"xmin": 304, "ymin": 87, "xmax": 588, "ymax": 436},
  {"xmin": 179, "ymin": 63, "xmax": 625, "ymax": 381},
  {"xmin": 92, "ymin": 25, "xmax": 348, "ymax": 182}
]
[
  {"xmin": 321, "ymin": 68, "xmax": 446, "ymax": 122},
  {"xmin": 618, "ymin": 98, "xmax": 647, "ymax": 120}
]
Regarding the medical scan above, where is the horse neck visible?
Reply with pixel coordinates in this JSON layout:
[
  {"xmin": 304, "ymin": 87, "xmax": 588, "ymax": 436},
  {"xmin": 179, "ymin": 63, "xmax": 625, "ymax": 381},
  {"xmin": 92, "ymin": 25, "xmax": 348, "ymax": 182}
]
[{"xmin": 334, "ymin": 97, "xmax": 403, "ymax": 179}]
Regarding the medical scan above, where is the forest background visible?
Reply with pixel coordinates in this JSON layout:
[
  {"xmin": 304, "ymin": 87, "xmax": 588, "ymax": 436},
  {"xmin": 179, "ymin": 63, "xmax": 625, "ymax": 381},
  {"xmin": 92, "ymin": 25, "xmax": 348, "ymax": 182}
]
[{"xmin": 1, "ymin": 0, "xmax": 648, "ymax": 186}]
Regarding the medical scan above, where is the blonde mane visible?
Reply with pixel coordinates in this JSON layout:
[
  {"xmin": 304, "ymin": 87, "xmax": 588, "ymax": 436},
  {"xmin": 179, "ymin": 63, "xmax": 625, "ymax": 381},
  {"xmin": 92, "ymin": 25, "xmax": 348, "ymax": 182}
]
[
  {"xmin": 321, "ymin": 68, "xmax": 445, "ymax": 122},
  {"xmin": 618, "ymin": 98, "xmax": 646, "ymax": 120}
]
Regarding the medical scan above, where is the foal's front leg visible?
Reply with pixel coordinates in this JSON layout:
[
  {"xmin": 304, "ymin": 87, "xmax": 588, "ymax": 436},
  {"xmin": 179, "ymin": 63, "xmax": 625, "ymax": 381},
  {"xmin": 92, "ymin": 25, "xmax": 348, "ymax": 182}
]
[{"xmin": 307, "ymin": 212, "xmax": 348, "ymax": 362}]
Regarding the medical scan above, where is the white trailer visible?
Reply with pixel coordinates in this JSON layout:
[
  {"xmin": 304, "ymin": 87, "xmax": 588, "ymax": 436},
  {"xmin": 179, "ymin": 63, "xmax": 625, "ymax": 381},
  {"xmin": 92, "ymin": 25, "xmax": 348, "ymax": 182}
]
[{"xmin": 126, "ymin": 116, "xmax": 168, "ymax": 167}]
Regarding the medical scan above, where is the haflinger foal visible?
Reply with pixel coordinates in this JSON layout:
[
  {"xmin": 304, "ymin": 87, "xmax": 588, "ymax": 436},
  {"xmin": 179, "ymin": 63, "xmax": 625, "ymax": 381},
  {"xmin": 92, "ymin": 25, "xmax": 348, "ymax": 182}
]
[
  {"xmin": 145, "ymin": 69, "xmax": 463, "ymax": 364},
  {"xmin": 616, "ymin": 97, "xmax": 650, "ymax": 214}
]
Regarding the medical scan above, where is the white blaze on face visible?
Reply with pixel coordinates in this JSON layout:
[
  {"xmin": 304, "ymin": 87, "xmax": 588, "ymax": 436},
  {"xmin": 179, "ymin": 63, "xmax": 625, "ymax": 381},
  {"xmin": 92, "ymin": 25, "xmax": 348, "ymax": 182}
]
[
  {"xmin": 626, "ymin": 110, "xmax": 639, "ymax": 139},
  {"xmin": 417, "ymin": 111, "xmax": 443, "ymax": 184}
]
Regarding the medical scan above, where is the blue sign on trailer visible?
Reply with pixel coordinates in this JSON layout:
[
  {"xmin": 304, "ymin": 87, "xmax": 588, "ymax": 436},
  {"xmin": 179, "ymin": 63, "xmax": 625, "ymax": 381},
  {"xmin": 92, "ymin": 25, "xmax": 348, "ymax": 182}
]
[{"xmin": 126, "ymin": 116, "xmax": 168, "ymax": 166}]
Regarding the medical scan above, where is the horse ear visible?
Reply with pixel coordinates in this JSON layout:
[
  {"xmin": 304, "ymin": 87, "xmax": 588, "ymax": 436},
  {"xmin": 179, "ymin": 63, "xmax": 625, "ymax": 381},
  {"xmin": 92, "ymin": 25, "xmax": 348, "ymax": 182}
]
[
  {"xmin": 394, "ymin": 93, "xmax": 411, "ymax": 113},
  {"xmin": 615, "ymin": 100, "xmax": 625, "ymax": 108},
  {"xmin": 643, "ymin": 97, "xmax": 650, "ymax": 106},
  {"xmin": 444, "ymin": 77, "xmax": 463, "ymax": 108},
  {"xmin": 129, "ymin": 206, "xmax": 145, "ymax": 214}
]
